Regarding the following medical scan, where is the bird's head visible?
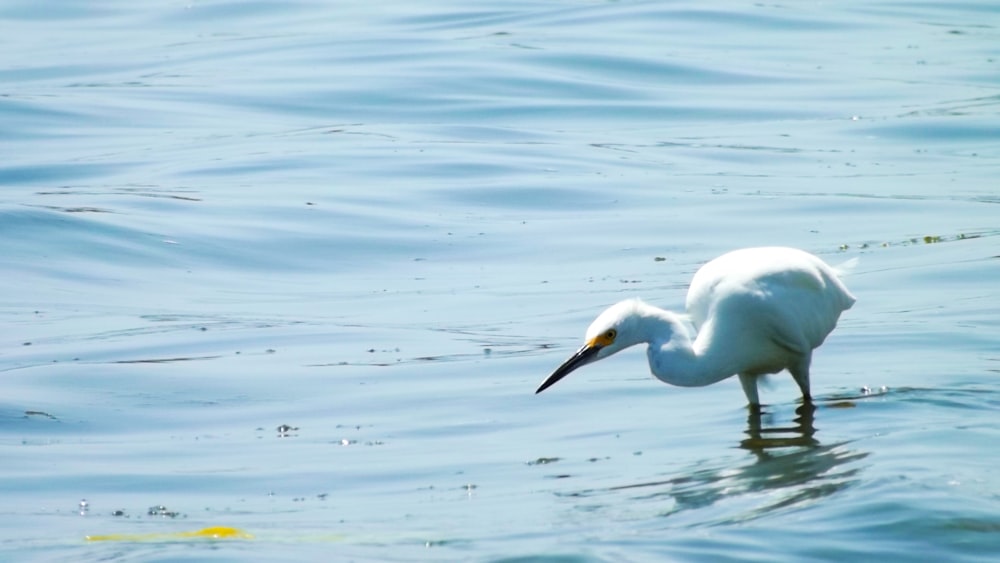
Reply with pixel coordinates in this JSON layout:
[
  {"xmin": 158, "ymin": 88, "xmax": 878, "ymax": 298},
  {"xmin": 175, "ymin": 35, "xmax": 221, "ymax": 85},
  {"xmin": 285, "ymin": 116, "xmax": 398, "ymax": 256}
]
[{"xmin": 535, "ymin": 300, "xmax": 649, "ymax": 394}]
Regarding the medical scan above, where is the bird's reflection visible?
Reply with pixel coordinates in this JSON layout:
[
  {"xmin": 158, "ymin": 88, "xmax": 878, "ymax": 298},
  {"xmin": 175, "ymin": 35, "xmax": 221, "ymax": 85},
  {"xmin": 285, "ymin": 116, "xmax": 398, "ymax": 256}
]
[
  {"xmin": 741, "ymin": 402, "xmax": 818, "ymax": 452},
  {"xmin": 565, "ymin": 403, "xmax": 868, "ymax": 524}
]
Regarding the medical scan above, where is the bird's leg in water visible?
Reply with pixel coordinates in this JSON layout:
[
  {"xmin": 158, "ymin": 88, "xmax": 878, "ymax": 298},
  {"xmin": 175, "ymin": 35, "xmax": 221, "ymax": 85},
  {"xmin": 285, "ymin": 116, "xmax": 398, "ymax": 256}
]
[
  {"xmin": 738, "ymin": 373, "xmax": 761, "ymax": 409},
  {"xmin": 790, "ymin": 357, "xmax": 812, "ymax": 403}
]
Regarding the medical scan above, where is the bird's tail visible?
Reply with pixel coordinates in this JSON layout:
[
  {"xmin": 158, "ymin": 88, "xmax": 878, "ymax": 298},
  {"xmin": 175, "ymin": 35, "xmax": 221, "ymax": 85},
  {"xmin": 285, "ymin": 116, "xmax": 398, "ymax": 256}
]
[{"xmin": 833, "ymin": 256, "xmax": 860, "ymax": 277}]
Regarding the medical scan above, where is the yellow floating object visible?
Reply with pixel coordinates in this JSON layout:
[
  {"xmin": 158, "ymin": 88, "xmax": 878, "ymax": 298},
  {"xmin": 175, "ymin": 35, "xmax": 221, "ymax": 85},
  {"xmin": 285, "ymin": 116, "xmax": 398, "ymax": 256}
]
[{"xmin": 86, "ymin": 526, "xmax": 253, "ymax": 542}]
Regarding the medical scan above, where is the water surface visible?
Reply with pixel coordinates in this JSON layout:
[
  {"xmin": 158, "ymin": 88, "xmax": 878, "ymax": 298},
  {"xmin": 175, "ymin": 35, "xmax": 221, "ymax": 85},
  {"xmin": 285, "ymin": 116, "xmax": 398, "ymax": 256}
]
[{"xmin": 2, "ymin": 1, "xmax": 999, "ymax": 561}]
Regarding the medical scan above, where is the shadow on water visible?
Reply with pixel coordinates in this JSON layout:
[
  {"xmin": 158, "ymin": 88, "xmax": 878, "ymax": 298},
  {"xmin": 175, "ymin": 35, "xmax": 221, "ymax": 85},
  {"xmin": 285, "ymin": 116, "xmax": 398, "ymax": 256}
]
[{"xmin": 564, "ymin": 404, "xmax": 869, "ymax": 526}]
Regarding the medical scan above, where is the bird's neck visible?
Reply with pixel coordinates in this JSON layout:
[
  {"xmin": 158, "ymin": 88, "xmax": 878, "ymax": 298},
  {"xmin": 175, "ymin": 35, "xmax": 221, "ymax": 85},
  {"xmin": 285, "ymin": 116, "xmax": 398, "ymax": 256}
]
[{"xmin": 644, "ymin": 314, "xmax": 737, "ymax": 388}]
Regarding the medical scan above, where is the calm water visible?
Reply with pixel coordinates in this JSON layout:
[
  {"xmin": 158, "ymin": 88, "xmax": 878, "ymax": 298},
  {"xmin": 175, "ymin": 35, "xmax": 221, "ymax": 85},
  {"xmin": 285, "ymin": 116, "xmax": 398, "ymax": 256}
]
[{"xmin": 2, "ymin": 0, "xmax": 999, "ymax": 561}]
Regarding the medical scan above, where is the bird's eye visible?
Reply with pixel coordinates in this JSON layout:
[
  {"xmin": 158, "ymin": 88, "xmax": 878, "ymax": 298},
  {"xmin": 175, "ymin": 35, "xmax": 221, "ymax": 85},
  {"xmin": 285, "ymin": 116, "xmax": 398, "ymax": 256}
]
[{"xmin": 605, "ymin": 329, "xmax": 617, "ymax": 340}]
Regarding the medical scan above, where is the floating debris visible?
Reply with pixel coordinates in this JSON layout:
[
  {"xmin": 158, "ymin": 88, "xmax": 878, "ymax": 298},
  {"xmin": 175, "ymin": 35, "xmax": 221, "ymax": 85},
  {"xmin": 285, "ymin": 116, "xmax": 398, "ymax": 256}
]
[
  {"xmin": 147, "ymin": 505, "xmax": 182, "ymax": 518},
  {"xmin": 86, "ymin": 526, "xmax": 253, "ymax": 542},
  {"xmin": 113, "ymin": 356, "xmax": 221, "ymax": 364},
  {"xmin": 526, "ymin": 457, "xmax": 561, "ymax": 466},
  {"xmin": 828, "ymin": 401, "xmax": 857, "ymax": 409},
  {"xmin": 838, "ymin": 230, "xmax": 994, "ymax": 252}
]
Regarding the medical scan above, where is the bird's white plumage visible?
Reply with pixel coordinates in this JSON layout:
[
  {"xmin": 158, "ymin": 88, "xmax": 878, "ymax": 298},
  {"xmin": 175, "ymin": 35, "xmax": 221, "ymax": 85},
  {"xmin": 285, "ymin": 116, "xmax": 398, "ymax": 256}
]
[{"xmin": 535, "ymin": 247, "xmax": 856, "ymax": 407}]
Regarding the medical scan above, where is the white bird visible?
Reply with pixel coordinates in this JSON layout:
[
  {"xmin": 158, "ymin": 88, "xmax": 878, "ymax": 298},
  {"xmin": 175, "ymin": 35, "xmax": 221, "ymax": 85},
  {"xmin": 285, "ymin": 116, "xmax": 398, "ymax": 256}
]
[{"xmin": 535, "ymin": 247, "xmax": 856, "ymax": 408}]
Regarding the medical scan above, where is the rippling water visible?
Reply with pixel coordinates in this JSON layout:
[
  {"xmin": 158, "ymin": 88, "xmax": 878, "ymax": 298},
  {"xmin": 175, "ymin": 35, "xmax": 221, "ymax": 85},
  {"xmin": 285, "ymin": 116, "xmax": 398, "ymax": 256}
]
[{"xmin": 2, "ymin": 1, "xmax": 999, "ymax": 561}]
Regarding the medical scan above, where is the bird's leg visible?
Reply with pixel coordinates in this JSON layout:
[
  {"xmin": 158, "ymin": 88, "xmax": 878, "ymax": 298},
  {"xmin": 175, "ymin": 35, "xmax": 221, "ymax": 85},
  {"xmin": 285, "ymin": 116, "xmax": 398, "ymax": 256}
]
[
  {"xmin": 789, "ymin": 356, "xmax": 812, "ymax": 403},
  {"xmin": 738, "ymin": 373, "xmax": 761, "ymax": 409}
]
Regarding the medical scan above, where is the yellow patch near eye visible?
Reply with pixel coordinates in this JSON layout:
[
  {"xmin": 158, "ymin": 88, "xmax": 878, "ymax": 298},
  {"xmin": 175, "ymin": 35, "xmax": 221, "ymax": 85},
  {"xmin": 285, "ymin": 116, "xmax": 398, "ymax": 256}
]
[{"xmin": 590, "ymin": 329, "xmax": 617, "ymax": 348}]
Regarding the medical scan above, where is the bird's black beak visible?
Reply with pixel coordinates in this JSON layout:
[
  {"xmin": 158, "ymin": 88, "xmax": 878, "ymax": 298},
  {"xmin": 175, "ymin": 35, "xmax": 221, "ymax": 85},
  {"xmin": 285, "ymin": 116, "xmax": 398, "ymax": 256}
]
[{"xmin": 535, "ymin": 343, "xmax": 601, "ymax": 394}]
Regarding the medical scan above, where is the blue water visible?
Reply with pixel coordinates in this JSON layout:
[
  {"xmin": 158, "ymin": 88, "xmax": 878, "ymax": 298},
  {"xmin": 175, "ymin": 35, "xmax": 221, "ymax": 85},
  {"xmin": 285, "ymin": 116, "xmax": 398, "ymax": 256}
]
[{"xmin": 2, "ymin": 0, "xmax": 999, "ymax": 560}]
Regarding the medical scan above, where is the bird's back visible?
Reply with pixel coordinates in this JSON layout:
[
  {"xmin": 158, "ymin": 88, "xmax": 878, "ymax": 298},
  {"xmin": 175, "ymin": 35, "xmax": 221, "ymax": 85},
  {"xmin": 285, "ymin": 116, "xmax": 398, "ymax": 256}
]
[{"xmin": 685, "ymin": 247, "xmax": 855, "ymax": 363}]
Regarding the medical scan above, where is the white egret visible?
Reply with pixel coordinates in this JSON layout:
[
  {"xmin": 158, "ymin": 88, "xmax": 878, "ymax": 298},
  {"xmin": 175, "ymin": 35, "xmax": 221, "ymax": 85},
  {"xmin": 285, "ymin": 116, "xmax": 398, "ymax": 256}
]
[{"xmin": 535, "ymin": 247, "xmax": 855, "ymax": 408}]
